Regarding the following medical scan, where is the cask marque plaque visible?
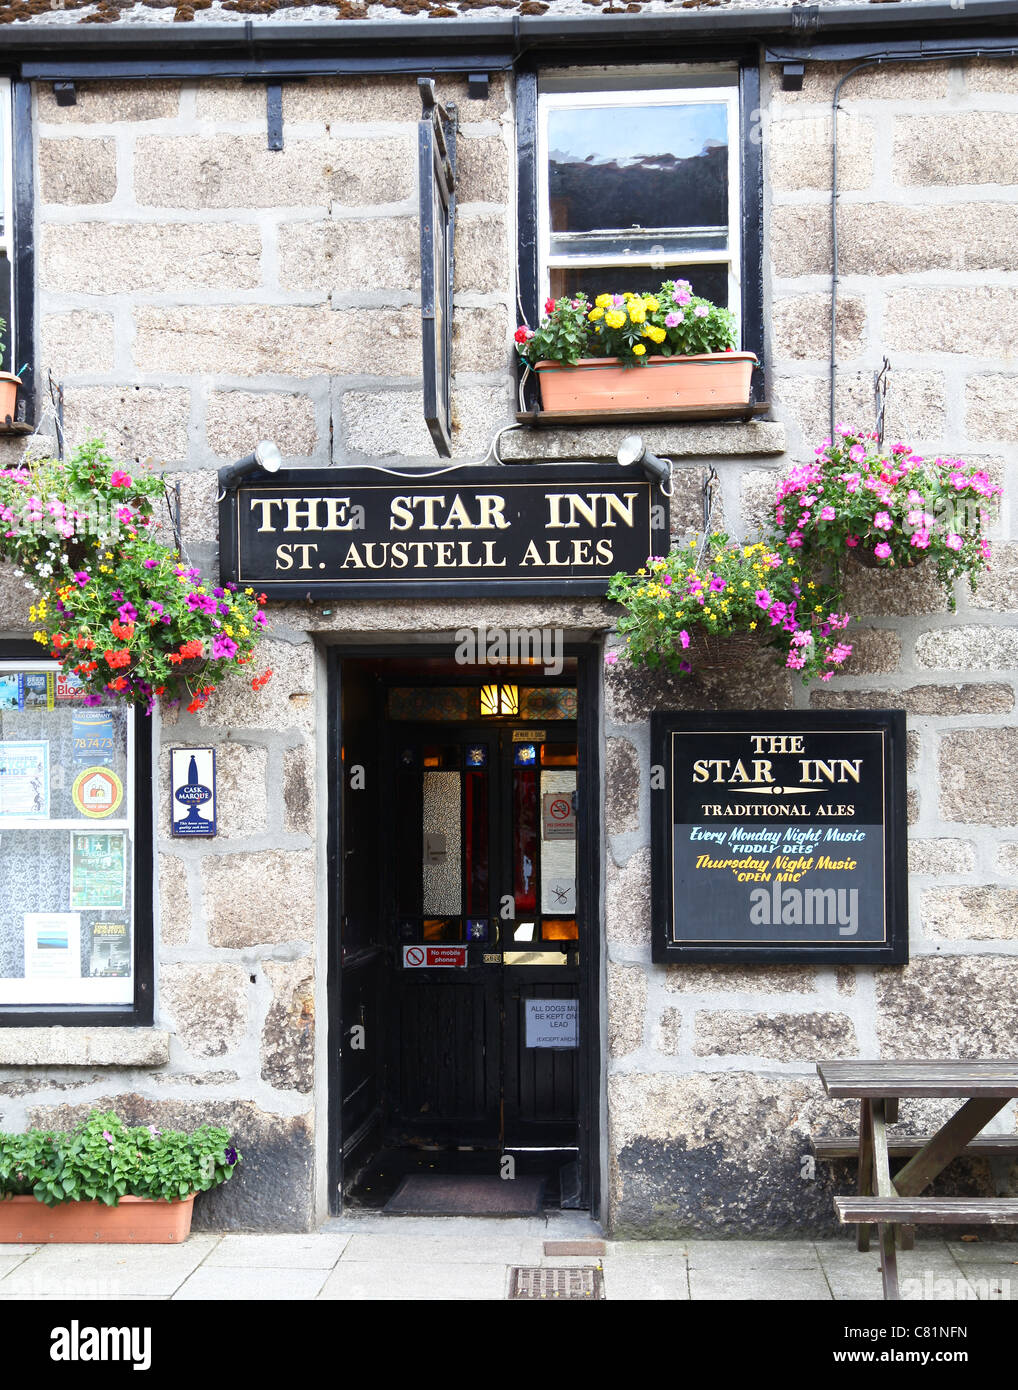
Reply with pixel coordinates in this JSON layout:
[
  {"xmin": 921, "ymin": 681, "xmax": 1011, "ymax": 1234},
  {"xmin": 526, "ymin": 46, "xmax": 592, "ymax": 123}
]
[{"xmin": 651, "ymin": 710, "xmax": 908, "ymax": 964}]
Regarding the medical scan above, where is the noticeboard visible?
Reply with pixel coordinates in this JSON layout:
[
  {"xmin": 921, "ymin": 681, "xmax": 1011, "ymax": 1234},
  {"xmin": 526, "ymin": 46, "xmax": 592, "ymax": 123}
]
[{"xmin": 651, "ymin": 710, "xmax": 908, "ymax": 965}]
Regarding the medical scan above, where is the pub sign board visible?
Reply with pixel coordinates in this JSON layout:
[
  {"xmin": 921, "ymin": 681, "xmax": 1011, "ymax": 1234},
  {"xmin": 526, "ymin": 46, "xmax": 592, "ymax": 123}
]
[
  {"xmin": 650, "ymin": 710, "xmax": 908, "ymax": 965},
  {"xmin": 218, "ymin": 464, "xmax": 665, "ymax": 600}
]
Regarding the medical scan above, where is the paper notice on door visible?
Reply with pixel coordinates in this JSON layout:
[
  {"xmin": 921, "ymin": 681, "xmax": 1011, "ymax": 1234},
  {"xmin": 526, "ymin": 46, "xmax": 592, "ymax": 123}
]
[{"xmin": 525, "ymin": 998, "xmax": 579, "ymax": 1049}]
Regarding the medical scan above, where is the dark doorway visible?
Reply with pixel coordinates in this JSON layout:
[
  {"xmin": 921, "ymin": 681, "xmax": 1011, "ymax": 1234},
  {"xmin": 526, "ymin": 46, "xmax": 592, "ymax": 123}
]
[{"xmin": 328, "ymin": 650, "xmax": 600, "ymax": 1216}]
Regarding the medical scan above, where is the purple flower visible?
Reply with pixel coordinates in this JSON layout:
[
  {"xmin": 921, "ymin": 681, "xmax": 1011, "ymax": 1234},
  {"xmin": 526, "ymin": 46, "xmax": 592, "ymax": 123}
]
[
  {"xmin": 217, "ymin": 602, "xmax": 230, "ymax": 616},
  {"xmin": 708, "ymin": 576, "xmax": 726, "ymax": 593},
  {"xmin": 213, "ymin": 588, "xmax": 224, "ymax": 598},
  {"xmin": 754, "ymin": 589, "xmax": 770, "ymax": 609},
  {"xmin": 73, "ymin": 571, "xmax": 90, "ymax": 587},
  {"xmin": 143, "ymin": 558, "xmax": 158, "ymax": 570},
  {"xmin": 224, "ymin": 1147, "xmax": 238, "ymax": 1167},
  {"xmin": 111, "ymin": 589, "xmax": 123, "ymax": 602},
  {"xmin": 664, "ymin": 311, "xmax": 684, "ymax": 327},
  {"xmin": 186, "ymin": 592, "xmax": 217, "ymax": 615},
  {"xmin": 118, "ymin": 602, "xmax": 138, "ymax": 623},
  {"xmin": 148, "ymin": 601, "xmax": 164, "ymax": 617},
  {"xmin": 212, "ymin": 635, "xmax": 238, "ymax": 660},
  {"xmin": 679, "ymin": 630, "xmax": 690, "ymax": 649}
]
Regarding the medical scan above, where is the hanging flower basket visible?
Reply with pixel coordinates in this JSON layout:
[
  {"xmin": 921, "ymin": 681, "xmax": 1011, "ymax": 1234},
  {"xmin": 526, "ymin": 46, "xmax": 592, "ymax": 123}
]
[{"xmin": 684, "ymin": 627, "xmax": 764, "ymax": 675}]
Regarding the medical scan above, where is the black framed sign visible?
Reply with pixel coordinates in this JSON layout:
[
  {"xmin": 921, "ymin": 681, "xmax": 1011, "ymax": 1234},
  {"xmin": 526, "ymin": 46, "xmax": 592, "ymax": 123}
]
[
  {"xmin": 219, "ymin": 464, "xmax": 666, "ymax": 599},
  {"xmin": 651, "ymin": 710, "xmax": 908, "ymax": 965}
]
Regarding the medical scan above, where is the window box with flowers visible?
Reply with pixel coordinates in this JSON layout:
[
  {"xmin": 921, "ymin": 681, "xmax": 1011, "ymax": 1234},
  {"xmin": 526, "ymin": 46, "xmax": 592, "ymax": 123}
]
[
  {"xmin": 0, "ymin": 1111, "xmax": 240, "ymax": 1244},
  {"xmin": 515, "ymin": 282, "xmax": 757, "ymax": 418}
]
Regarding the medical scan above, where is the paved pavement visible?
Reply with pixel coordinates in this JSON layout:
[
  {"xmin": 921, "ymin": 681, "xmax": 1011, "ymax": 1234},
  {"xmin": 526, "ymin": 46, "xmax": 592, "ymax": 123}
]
[{"xmin": 1, "ymin": 1214, "xmax": 1016, "ymax": 1300}]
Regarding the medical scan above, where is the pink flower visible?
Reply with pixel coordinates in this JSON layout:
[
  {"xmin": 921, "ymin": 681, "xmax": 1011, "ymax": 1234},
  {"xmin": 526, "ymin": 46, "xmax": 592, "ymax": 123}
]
[
  {"xmin": 848, "ymin": 444, "xmax": 866, "ymax": 464},
  {"xmin": 693, "ymin": 305, "xmax": 710, "ymax": 318},
  {"xmin": 845, "ymin": 534, "xmax": 859, "ymax": 547},
  {"xmin": 820, "ymin": 505, "xmax": 836, "ymax": 521},
  {"xmin": 755, "ymin": 589, "xmax": 771, "ymax": 608},
  {"xmin": 665, "ymin": 311, "xmax": 684, "ymax": 327},
  {"xmin": 874, "ymin": 542, "xmax": 892, "ymax": 560},
  {"xmin": 662, "ymin": 574, "xmax": 672, "ymax": 586},
  {"xmin": 873, "ymin": 512, "xmax": 892, "ymax": 531},
  {"xmin": 604, "ymin": 651, "xmax": 618, "ymax": 667},
  {"xmin": 910, "ymin": 530, "xmax": 931, "ymax": 550},
  {"xmin": 110, "ymin": 470, "xmax": 132, "ymax": 489},
  {"xmin": 679, "ymin": 630, "xmax": 690, "ymax": 649}
]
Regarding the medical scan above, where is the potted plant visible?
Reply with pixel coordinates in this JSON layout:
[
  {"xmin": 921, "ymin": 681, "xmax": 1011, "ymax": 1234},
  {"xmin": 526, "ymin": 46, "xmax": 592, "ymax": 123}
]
[
  {"xmin": 606, "ymin": 535, "xmax": 854, "ymax": 684},
  {"xmin": 770, "ymin": 428, "xmax": 1001, "ymax": 608},
  {"xmin": 0, "ymin": 317, "xmax": 20, "ymax": 427},
  {"xmin": 0, "ymin": 1110, "xmax": 241, "ymax": 1243},
  {"xmin": 515, "ymin": 281, "xmax": 758, "ymax": 413},
  {"xmin": 0, "ymin": 439, "xmax": 272, "ymax": 712}
]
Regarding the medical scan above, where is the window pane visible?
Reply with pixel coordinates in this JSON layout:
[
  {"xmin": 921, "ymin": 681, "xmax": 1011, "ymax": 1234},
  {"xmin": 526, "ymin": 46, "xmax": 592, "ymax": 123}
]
[
  {"xmin": 0, "ymin": 666, "xmax": 135, "ymax": 1007},
  {"xmin": 547, "ymin": 102, "xmax": 729, "ymax": 235},
  {"xmin": 550, "ymin": 262, "xmax": 729, "ymax": 307},
  {"xmin": 549, "ymin": 228, "xmax": 727, "ymax": 260}
]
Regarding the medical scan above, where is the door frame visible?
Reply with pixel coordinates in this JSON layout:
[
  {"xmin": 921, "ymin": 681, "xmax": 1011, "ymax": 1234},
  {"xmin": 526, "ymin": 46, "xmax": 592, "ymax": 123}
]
[{"xmin": 326, "ymin": 639, "xmax": 603, "ymax": 1220}]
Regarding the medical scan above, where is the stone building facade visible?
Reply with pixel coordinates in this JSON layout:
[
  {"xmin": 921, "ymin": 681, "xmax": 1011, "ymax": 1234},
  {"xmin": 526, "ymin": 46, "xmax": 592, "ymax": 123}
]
[{"xmin": 0, "ymin": 5, "xmax": 1016, "ymax": 1235}]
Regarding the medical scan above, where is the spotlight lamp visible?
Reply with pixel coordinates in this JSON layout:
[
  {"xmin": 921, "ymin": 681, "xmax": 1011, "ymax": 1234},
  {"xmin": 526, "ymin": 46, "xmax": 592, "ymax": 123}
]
[
  {"xmin": 217, "ymin": 440, "xmax": 283, "ymax": 496},
  {"xmin": 616, "ymin": 434, "xmax": 673, "ymax": 494}
]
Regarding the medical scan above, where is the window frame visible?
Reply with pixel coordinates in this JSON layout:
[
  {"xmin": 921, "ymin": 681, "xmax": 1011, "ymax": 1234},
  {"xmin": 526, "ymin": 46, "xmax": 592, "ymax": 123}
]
[
  {"xmin": 0, "ymin": 642, "xmax": 154, "ymax": 1027},
  {"xmin": 516, "ymin": 56, "xmax": 764, "ymax": 404},
  {"xmin": 536, "ymin": 79, "xmax": 743, "ymax": 326},
  {"xmin": 0, "ymin": 77, "xmax": 34, "ymax": 414}
]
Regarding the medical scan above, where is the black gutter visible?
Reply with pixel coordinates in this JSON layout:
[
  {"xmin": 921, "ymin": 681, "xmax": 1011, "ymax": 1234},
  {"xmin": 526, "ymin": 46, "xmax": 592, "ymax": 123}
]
[{"xmin": 3, "ymin": 1, "xmax": 1018, "ymax": 63}]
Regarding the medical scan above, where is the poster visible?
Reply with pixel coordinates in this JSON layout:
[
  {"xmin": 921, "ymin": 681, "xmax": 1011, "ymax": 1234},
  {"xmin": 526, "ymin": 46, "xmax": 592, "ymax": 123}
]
[
  {"xmin": 56, "ymin": 672, "xmax": 85, "ymax": 702},
  {"xmin": 651, "ymin": 712, "xmax": 907, "ymax": 965},
  {"xmin": 69, "ymin": 831, "xmax": 127, "ymax": 910},
  {"xmin": 0, "ymin": 674, "xmax": 20, "ymax": 711},
  {"xmin": 24, "ymin": 913, "xmax": 81, "ymax": 979},
  {"xmin": 88, "ymin": 921, "xmax": 131, "ymax": 978},
  {"xmin": 0, "ymin": 741, "xmax": 50, "ymax": 820},
  {"xmin": 72, "ymin": 709, "xmax": 115, "ymax": 767}
]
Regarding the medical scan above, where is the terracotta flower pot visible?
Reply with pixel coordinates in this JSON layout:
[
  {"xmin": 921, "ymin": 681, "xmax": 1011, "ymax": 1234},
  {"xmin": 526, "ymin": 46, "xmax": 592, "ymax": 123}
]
[
  {"xmin": 0, "ymin": 1193, "xmax": 196, "ymax": 1243},
  {"xmin": 0, "ymin": 373, "xmax": 21, "ymax": 426},
  {"xmin": 533, "ymin": 353, "xmax": 757, "ymax": 413}
]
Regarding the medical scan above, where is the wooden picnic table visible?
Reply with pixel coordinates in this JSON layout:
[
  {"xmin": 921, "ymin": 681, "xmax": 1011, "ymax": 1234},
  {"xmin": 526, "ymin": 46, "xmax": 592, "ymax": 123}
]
[{"xmin": 816, "ymin": 1059, "xmax": 1018, "ymax": 1300}]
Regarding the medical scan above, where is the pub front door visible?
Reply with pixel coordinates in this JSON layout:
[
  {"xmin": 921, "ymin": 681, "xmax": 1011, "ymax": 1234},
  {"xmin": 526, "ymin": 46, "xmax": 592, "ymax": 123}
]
[{"xmin": 334, "ymin": 659, "xmax": 594, "ymax": 1213}]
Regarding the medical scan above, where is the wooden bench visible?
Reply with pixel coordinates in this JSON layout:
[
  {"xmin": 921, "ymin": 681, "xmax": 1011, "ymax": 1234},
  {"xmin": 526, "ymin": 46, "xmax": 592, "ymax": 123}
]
[
  {"xmin": 815, "ymin": 1134, "xmax": 1018, "ymax": 1161},
  {"xmin": 817, "ymin": 1059, "xmax": 1018, "ymax": 1300},
  {"xmin": 835, "ymin": 1196, "xmax": 1018, "ymax": 1225}
]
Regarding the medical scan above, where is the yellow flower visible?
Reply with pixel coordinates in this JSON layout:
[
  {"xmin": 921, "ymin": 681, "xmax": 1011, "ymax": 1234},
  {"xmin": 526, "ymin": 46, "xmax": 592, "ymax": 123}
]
[
  {"xmin": 588, "ymin": 307, "xmax": 604, "ymax": 321},
  {"xmin": 645, "ymin": 297, "xmax": 659, "ymax": 312},
  {"xmin": 595, "ymin": 294, "xmax": 612, "ymax": 309},
  {"xmin": 807, "ymin": 581, "xmax": 815, "ymax": 590},
  {"xmin": 815, "ymin": 604, "xmax": 823, "ymax": 612},
  {"xmin": 643, "ymin": 325, "xmax": 666, "ymax": 344},
  {"xmin": 657, "ymin": 611, "xmax": 665, "ymax": 620},
  {"xmin": 632, "ymin": 343, "xmax": 646, "ymax": 356},
  {"xmin": 244, "ymin": 588, "xmax": 254, "ymax": 595},
  {"xmin": 604, "ymin": 309, "xmax": 626, "ymax": 329},
  {"xmin": 749, "ymin": 621, "xmax": 757, "ymax": 630},
  {"xmin": 637, "ymin": 568, "xmax": 646, "ymax": 576},
  {"xmin": 628, "ymin": 305, "xmax": 647, "ymax": 324},
  {"xmin": 33, "ymin": 630, "xmax": 48, "ymax": 645},
  {"xmin": 224, "ymin": 625, "xmax": 234, "ymax": 636}
]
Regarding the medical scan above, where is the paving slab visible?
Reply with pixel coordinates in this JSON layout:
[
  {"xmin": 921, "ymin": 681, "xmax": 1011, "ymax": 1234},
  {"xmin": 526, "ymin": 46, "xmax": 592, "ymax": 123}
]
[
  {"xmin": 204, "ymin": 1234, "xmax": 350, "ymax": 1269},
  {"xmin": 338, "ymin": 1233, "xmax": 543, "ymax": 1264},
  {"xmin": 946, "ymin": 1240, "xmax": 1018, "ymax": 1265},
  {"xmin": 689, "ymin": 1267, "xmax": 833, "ymax": 1301},
  {"xmin": 685, "ymin": 1239, "xmax": 824, "ymax": 1270},
  {"xmin": 0, "ymin": 1251, "xmax": 36, "ymax": 1278},
  {"xmin": 1, "ymin": 1236, "xmax": 219, "ymax": 1298},
  {"xmin": 941, "ymin": 1266, "xmax": 1016, "ymax": 1299},
  {"xmin": 317, "ymin": 1259, "xmax": 509, "ymax": 1300},
  {"xmin": 173, "ymin": 1265, "xmax": 330, "ymax": 1300},
  {"xmin": 601, "ymin": 1260, "xmax": 689, "ymax": 1300},
  {"xmin": 604, "ymin": 1240, "xmax": 689, "ymax": 1259}
]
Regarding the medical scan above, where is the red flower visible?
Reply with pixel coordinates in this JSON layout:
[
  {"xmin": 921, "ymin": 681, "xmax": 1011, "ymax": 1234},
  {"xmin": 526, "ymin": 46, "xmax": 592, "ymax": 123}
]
[
  {"xmin": 103, "ymin": 648, "xmax": 132, "ymax": 670},
  {"xmin": 110, "ymin": 619, "xmax": 135, "ymax": 642},
  {"xmin": 110, "ymin": 676, "xmax": 129, "ymax": 692},
  {"xmin": 544, "ymin": 297, "xmax": 556, "ymax": 314},
  {"xmin": 256, "ymin": 593, "xmax": 267, "ymax": 605},
  {"xmin": 178, "ymin": 639, "xmax": 204, "ymax": 659},
  {"xmin": 251, "ymin": 668, "xmax": 274, "ymax": 692},
  {"xmin": 514, "ymin": 326, "xmax": 532, "ymax": 344}
]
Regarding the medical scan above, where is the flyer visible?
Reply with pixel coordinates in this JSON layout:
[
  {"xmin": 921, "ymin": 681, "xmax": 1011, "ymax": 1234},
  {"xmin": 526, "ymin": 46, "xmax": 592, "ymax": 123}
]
[
  {"xmin": 72, "ymin": 709, "xmax": 115, "ymax": 767},
  {"xmin": 72, "ymin": 766, "xmax": 124, "ymax": 819},
  {"xmin": 69, "ymin": 831, "xmax": 127, "ymax": 910},
  {"xmin": 24, "ymin": 913, "xmax": 81, "ymax": 979},
  {"xmin": 55, "ymin": 672, "xmax": 86, "ymax": 702},
  {"xmin": 88, "ymin": 921, "xmax": 131, "ymax": 978},
  {"xmin": 0, "ymin": 741, "xmax": 50, "ymax": 820}
]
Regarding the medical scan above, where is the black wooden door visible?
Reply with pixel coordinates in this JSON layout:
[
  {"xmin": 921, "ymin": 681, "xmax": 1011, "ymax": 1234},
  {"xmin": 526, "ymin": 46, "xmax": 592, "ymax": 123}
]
[{"xmin": 383, "ymin": 720, "xmax": 580, "ymax": 1154}]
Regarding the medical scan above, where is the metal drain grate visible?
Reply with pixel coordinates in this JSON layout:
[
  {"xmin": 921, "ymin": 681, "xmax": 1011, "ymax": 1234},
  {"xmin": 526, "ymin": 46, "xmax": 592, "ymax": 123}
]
[{"xmin": 509, "ymin": 1265, "xmax": 604, "ymax": 1300}]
